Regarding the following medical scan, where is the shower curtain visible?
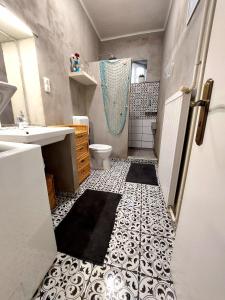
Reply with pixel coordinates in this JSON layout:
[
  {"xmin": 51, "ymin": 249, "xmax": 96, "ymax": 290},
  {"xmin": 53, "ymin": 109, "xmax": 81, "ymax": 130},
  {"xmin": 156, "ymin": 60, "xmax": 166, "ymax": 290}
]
[{"xmin": 100, "ymin": 58, "xmax": 131, "ymax": 135}]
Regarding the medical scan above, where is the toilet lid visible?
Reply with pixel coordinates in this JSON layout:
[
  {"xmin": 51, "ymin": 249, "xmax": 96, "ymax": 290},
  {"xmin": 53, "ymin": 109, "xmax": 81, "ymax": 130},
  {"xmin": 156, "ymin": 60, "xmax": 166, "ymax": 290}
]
[{"xmin": 89, "ymin": 144, "xmax": 112, "ymax": 151}]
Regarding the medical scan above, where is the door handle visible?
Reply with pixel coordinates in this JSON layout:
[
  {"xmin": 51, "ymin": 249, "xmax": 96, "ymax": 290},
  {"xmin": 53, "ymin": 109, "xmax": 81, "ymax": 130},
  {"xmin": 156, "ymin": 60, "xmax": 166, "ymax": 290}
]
[
  {"xmin": 193, "ymin": 79, "xmax": 214, "ymax": 146},
  {"xmin": 190, "ymin": 99, "xmax": 210, "ymax": 108}
]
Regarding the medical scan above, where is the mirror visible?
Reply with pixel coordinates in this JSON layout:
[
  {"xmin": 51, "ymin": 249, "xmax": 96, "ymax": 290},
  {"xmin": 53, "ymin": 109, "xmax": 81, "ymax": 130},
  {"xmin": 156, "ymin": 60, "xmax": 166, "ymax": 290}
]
[
  {"xmin": 0, "ymin": 81, "xmax": 17, "ymax": 114},
  {"xmin": 131, "ymin": 59, "xmax": 147, "ymax": 84},
  {"xmin": 0, "ymin": 4, "xmax": 44, "ymax": 126}
]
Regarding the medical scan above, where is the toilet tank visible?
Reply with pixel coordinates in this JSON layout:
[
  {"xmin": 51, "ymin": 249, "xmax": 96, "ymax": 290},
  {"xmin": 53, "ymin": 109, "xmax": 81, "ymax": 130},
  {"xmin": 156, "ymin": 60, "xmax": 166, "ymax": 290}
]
[{"xmin": 72, "ymin": 116, "xmax": 89, "ymax": 130}]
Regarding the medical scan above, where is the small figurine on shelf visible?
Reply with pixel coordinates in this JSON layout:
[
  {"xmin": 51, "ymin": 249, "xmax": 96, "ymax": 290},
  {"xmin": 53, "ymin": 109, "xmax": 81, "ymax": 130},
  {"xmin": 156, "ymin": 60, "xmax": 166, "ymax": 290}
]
[
  {"xmin": 74, "ymin": 52, "xmax": 80, "ymax": 72},
  {"xmin": 70, "ymin": 54, "xmax": 76, "ymax": 72},
  {"xmin": 70, "ymin": 52, "xmax": 81, "ymax": 72}
]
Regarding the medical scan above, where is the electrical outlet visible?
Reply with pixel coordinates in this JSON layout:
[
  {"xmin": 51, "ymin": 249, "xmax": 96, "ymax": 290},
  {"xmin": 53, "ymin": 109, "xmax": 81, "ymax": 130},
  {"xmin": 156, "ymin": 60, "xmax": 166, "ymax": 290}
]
[{"xmin": 43, "ymin": 77, "xmax": 51, "ymax": 93}]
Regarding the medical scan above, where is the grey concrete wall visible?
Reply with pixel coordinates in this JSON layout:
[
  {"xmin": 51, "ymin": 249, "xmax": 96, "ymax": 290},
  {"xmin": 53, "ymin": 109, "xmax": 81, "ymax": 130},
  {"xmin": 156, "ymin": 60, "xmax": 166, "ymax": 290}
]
[
  {"xmin": 0, "ymin": 47, "xmax": 7, "ymax": 81},
  {"xmin": 0, "ymin": 46, "xmax": 14, "ymax": 124},
  {"xmin": 1, "ymin": 0, "xmax": 100, "ymax": 125},
  {"xmin": 99, "ymin": 32, "xmax": 164, "ymax": 82},
  {"xmin": 86, "ymin": 61, "xmax": 129, "ymax": 158},
  {"xmin": 155, "ymin": 0, "xmax": 205, "ymax": 156}
]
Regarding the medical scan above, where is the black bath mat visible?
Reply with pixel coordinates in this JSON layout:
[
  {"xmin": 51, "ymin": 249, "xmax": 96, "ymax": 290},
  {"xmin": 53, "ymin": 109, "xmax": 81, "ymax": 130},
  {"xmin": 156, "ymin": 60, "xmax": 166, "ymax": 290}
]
[
  {"xmin": 55, "ymin": 189, "xmax": 121, "ymax": 265},
  {"xmin": 126, "ymin": 163, "xmax": 158, "ymax": 185}
]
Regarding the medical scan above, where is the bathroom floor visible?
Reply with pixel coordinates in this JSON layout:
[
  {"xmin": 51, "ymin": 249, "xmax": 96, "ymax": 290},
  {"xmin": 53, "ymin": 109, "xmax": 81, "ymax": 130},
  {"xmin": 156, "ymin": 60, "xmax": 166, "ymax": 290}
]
[
  {"xmin": 34, "ymin": 159, "xmax": 176, "ymax": 300},
  {"xmin": 128, "ymin": 148, "xmax": 157, "ymax": 161}
]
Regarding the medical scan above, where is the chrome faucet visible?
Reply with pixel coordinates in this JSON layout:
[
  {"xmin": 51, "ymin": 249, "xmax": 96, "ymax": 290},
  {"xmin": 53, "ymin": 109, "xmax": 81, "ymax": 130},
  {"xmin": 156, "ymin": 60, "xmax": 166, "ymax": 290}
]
[{"xmin": 16, "ymin": 111, "xmax": 27, "ymax": 129}]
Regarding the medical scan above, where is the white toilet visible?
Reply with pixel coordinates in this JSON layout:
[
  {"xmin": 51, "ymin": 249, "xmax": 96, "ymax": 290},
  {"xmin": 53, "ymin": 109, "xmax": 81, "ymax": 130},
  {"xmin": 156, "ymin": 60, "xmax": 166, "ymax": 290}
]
[{"xmin": 89, "ymin": 144, "xmax": 112, "ymax": 170}]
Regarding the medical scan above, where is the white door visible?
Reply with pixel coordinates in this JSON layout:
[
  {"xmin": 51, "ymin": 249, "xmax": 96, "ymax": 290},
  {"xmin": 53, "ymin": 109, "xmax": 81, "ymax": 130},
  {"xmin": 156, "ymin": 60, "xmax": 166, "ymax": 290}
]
[{"xmin": 171, "ymin": 1, "xmax": 225, "ymax": 299}]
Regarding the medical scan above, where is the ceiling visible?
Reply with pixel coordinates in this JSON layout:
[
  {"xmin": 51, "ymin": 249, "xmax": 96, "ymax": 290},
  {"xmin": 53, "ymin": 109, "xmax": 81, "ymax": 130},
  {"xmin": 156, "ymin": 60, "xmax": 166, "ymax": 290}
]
[
  {"xmin": 80, "ymin": 0, "xmax": 172, "ymax": 41},
  {"xmin": 0, "ymin": 31, "xmax": 12, "ymax": 42}
]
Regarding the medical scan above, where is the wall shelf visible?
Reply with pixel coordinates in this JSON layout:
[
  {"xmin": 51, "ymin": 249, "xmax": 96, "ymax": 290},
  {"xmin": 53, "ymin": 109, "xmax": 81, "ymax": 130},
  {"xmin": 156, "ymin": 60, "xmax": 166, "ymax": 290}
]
[{"xmin": 69, "ymin": 71, "xmax": 97, "ymax": 86}]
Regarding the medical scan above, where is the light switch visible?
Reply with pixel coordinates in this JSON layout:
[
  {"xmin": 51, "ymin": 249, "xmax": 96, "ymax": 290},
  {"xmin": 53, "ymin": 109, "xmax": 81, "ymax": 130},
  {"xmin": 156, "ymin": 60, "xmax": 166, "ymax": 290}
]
[{"xmin": 43, "ymin": 77, "xmax": 51, "ymax": 93}]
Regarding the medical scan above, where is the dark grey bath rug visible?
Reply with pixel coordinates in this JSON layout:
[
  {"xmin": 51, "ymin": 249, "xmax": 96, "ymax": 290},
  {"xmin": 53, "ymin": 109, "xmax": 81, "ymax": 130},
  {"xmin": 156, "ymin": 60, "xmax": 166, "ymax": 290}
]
[
  {"xmin": 54, "ymin": 189, "xmax": 121, "ymax": 265},
  {"xmin": 126, "ymin": 162, "xmax": 158, "ymax": 185}
]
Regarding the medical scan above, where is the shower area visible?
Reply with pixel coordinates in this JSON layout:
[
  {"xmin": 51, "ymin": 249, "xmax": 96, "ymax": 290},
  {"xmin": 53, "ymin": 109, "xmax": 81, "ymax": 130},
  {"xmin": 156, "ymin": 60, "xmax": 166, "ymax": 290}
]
[
  {"xmin": 128, "ymin": 59, "xmax": 159, "ymax": 160},
  {"xmin": 85, "ymin": 58, "xmax": 131, "ymax": 158},
  {"xmin": 83, "ymin": 58, "xmax": 159, "ymax": 159}
]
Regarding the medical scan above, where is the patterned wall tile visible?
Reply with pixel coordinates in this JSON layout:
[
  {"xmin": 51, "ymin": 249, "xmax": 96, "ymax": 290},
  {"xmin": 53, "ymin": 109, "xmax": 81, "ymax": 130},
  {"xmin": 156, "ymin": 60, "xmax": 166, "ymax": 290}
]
[{"xmin": 129, "ymin": 81, "xmax": 160, "ymax": 119}]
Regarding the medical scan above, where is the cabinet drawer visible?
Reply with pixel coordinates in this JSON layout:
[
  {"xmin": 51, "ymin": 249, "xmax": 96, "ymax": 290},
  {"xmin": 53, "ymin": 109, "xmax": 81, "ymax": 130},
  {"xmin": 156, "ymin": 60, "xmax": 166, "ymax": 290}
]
[
  {"xmin": 76, "ymin": 142, "xmax": 89, "ymax": 160},
  {"xmin": 78, "ymin": 163, "xmax": 90, "ymax": 184},
  {"xmin": 75, "ymin": 132, "xmax": 88, "ymax": 146},
  {"xmin": 77, "ymin": 153, "xmax": 90, "ymax": 170}
]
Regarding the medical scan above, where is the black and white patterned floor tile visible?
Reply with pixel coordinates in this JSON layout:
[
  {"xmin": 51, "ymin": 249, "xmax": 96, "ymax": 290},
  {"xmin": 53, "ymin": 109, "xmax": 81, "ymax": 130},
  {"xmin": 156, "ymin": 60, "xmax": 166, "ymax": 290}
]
[
  {"xmin": 104, "ymin": 227, "xmax": 140, "ymax": 271},
  {"xmin": 114, "ymin": 196, "xmax": 141, "ymax": 232},
  {"xmin": 141, "ymin": 217, "xmax": 175, "ymax": 240},
  {"xmin": 34, "ymin": 253, "xmax": 93, "ymax": 299},
  {"xmin": 34, "ymin": 159, "xmax": 177, "ymax": 300},
  {"xmin": 140, "ymin": 234, "xmax": 174, "ymax": 281},
  {"xmin": 139, "ymin": 275, "xmax": 176, "ymax": 300},
  {"xmin": 114, "ymin": 210, "xmax": 141, "ymax": 233},
  {"xmin": 84, "ymin": 265, "xmax": 139, "ymax": 299}
]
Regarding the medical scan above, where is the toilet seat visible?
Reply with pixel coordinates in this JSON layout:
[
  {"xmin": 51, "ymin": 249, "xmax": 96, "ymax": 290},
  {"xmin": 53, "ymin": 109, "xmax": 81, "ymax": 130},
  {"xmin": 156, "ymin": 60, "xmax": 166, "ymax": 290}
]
[{"xmin": 89, "ymin": 144, "xmax": 112, "ymax": 152}]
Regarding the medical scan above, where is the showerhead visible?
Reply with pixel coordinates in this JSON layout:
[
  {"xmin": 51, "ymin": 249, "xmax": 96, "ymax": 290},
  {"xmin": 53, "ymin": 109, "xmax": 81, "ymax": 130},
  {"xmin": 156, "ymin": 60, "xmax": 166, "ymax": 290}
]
[{"xmin": 0, "ymin": 81, "xmax": 17, "ymax": 114}]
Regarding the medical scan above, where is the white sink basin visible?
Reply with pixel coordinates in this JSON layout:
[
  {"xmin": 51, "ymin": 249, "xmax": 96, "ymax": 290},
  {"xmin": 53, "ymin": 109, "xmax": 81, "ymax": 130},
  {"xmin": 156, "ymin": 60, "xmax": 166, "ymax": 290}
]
[
  {"xmin": 0, "ymin": 142, "xmax": 26, "ymax": 155},
  {"xmin": 0, "ymin": 126, "xmax": 74, "ymax": 146}
]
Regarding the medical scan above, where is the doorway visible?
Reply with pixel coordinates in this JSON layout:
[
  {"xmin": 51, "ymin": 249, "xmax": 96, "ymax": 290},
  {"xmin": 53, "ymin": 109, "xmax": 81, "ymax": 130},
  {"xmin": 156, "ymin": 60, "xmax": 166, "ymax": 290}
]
[{"xmin": 128, "ymin": 59, "xmax": 158, "ymax": 161}]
